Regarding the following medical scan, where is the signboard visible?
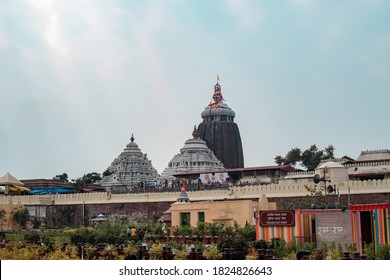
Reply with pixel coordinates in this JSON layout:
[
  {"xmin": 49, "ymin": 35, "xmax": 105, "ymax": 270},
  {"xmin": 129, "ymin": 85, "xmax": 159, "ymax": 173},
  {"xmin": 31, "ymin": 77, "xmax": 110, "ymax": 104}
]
[{"xmin": 259, "ymin": 210, "xmax": 295, "ymax": 227}]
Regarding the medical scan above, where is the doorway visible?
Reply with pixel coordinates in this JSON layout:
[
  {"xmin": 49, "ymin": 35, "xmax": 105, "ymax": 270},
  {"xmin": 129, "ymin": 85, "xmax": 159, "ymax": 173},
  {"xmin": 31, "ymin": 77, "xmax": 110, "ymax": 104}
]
[{"xmin": 360, "ymin": 211, "xmax": 373, "ymax": 247}]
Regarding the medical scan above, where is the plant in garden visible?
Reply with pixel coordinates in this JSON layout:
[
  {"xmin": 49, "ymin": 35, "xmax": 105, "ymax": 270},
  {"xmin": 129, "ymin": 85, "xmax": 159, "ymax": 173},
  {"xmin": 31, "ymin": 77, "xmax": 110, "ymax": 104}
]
[
  {"xmin": 45, "ymin": 242, "xmax": 79, "ymax": 260},
  {"xmin": 253, "ymin": 239, "xmax": 268, "ymax": 251},
  {"xmin": 173, "ymin": 248, "xmax": 188, "ymax": 260},
  {"xmin": 194, "ymin": 222, "xmax": 207, "ymax": 237},
  {"xmin": 344, "ymin": 243, "xmax": 357, "ymax": 255},
  {"xmin": 148, "ymin": 243, "xmax": 163, "ymax": 260},
  {"xmin": 204, "ymin": 244, "xmax": 222, "ymax": 260},
  {"xmin": 218, "ymin": 235, "xmax": 248, "ymax": 260},
  {"xmin": 238, "ymin": 223, "xmax": 256, "ymax": 243},
  {"xmin": 376, "ymin": 244, "xmax": 390, "ymax": 260},
  {"xmin": 301, "ymin": 241, "xmax": 316, "ymax": 253},
  {"xmin": 270, "ymin": 238, "xmax": 287, "ymax": 259},
  {"xmin": 363, "ymin": 243, "xmax": 375, "ymax": 259},
  {"xmin": 122, "ymin": 242, "xmax": 138, "ymax": 259},
  {"xmin": 245, "ymin": 247, "xmax": 258, "ymax": 260},
  {"xmin": 325, "ymin": 242, "xmax": 342, "ymax": 260},
  {"xmin": 24, "ymin": 232, "xmax": 41, "ymax": 243}
]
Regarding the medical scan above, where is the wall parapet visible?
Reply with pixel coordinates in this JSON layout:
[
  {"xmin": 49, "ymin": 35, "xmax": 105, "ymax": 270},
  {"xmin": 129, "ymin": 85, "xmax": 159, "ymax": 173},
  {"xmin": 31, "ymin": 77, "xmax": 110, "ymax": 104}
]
[
  {"xmin": 0, "ymin": 179, "xmax": 389, "ymax": 206},
  {"xmin": 344, "ymin": 161, "xmax": 390, "ymax": 168}
]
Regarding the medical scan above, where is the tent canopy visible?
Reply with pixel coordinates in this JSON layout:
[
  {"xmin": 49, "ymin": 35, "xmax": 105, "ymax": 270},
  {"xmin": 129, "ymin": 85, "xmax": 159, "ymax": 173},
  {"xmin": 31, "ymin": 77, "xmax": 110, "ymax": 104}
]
[{"xmin": 0, "ymin": 172, "xmax": 24, "ymax": 187}]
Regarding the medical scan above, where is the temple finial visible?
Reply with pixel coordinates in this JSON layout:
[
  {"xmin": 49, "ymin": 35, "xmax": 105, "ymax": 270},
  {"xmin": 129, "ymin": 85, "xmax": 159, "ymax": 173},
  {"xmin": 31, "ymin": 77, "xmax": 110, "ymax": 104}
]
[
  {"xmin": 130, "ymin": 134, "xmax": 134, "ymax": 142},
  {"xmin": 192, "ymin": 125, "xmax": 200, "ymax": 139}
]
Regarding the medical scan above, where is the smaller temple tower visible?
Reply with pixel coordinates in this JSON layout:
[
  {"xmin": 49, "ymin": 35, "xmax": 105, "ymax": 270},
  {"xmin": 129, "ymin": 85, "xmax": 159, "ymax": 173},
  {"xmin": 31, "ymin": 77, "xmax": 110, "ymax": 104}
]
[
  {"xmin": 161, "ymin": 126, "xmax": 225, "ymax": 187},
  {"xmin": 100, "ymin": 134, "xmax": 160, "ymax": 193}
]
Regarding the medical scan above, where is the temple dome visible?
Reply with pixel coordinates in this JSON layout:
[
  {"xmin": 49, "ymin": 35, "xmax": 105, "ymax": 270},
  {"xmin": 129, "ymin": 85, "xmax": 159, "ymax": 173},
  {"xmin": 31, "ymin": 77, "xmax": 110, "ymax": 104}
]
[{"xmin": 161, "ymin": 126, "xmax": 225, "ymax": 181}]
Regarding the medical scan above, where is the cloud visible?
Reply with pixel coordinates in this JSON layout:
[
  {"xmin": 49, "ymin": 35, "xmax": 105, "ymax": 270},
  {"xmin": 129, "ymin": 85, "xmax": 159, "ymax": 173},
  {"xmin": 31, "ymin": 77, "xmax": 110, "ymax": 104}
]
[{"xmin": 225, "ymin": 0, "xmax": 262, "ymax": 29}]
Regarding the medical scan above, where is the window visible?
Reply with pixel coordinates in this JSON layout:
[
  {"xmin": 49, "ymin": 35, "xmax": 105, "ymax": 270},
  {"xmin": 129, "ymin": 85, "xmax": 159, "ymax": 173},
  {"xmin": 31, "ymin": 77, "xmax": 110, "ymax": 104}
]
[
  {"xmin": 180, "ymin": 212, "xmax": 191, "ymax": 227},
  {"xmin": 198, "ymin": 212, "xmax": 205, "ymax": 223}
]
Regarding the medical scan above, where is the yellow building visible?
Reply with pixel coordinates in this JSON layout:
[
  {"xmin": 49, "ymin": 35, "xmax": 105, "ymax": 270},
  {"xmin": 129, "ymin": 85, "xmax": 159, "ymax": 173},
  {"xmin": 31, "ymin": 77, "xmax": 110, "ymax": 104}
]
[{"xmin": 169, "ymin": 188, "xmax": 276, "ymax": 227}]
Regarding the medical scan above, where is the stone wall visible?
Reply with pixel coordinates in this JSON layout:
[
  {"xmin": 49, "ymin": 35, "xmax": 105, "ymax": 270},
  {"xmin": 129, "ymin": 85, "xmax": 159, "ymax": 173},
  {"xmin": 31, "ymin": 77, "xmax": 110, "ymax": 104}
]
[
  {"xmin": 2, "ymin": 179, "xmax": 389, "ymax": 206},
  {"xmin": 3, "ymin": 179, "xmax": 390, "ymax": 228},
  {"xmin": 315, "ymin": 210, "xmax": 352, "ymax": 247},
  {"xmin": 26, "ymin": 202, "xmax": 172, "ymax": 228}
]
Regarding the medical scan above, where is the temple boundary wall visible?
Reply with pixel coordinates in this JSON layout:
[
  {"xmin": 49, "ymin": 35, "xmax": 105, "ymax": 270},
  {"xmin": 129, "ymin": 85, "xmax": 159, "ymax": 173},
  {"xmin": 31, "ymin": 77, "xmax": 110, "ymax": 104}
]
[{"xmin": 0, "ymin": 179, "xmax": 389, "ymax": 206}]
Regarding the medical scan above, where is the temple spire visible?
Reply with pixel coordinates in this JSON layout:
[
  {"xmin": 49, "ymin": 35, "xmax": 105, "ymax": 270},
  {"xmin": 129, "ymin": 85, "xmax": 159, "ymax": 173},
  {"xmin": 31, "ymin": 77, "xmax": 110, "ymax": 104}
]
[{"xmin": 192, "ymin": 125, "xmax": 200, "ymax": 139}]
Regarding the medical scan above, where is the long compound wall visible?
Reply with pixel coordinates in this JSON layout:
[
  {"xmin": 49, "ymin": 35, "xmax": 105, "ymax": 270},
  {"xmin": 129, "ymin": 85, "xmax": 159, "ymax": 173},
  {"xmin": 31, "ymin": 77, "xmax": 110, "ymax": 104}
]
[
  {"xmin": 1, "ymin": 179, "xmax": 389, "ymax": 228},
  {"xmin": 1, "ymin": 179, "xmax": 389, "ymax": 206}
]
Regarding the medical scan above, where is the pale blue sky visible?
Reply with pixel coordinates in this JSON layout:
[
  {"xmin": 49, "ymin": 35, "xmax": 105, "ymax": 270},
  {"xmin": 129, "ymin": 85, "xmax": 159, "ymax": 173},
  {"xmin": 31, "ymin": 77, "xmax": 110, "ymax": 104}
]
[{"xmin": 1, "ymin": 0, "xmax": 389, "ymax": 180}]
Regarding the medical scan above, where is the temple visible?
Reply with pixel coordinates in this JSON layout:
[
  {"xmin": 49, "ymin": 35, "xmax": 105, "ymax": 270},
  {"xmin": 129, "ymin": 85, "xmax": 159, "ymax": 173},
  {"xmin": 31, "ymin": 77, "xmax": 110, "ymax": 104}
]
[
  {"xmin": 100, "ymin": 134, "xmax": 160, "ymax": 193},
  {"xmin": 161, "ymin": 126, "xmax": 225, "ymax": 187},
  {"xmin": 197, "ymin": 79, "xmax": 244, "ymax": 168}
]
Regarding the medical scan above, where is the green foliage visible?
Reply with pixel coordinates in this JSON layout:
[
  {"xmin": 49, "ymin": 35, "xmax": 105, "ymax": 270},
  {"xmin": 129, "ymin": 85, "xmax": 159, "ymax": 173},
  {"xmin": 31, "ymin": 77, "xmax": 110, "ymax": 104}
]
[
  {"xmin": 72, "ymin": 172, "xmax": 102, "ymax": 188},
  {"xmin": 376, "ymin": 244, "xmax": 390, "ymax": 260},
  {"xmin": 300, "ymin": 242, "xmax": 316, "ymax": 252},
  {"xmin": 324, "ymin": 242, "xmax": 343, "ymax": 260},
  {"xmin": 55, "ymin": 173, "xmax": 69, "ymax": 183},
  {"xmin": 275, "ymin": 144, "xmax": 335, "ymax": 170},
  {"xmin": 218, "ymin": 235, "xmax": 248, "ymax": 260},
  {"xmin": 237, "ymin": 224, "xmax": 256, "ymax": 242},
  {"xmin": 69, "ymin": 223, "xmax": 127, "ymax": 246},
  {"xmin": 13, "ymin": 208, "xmax": 30, "ymax": 227},
  {"xmin": 204, "ymin": 244, "xmax": 222, "ymax": 260},
  {"xmin": 286, "ymin": 241, "xmax": 299, "ymax": 255},
  {"xmin": 148, "ymin": 243, "xmax": 163, "ymax": 260},
  {"xmin": 270, "ymin": 238, "xmax": 287, "ymax": 258},
  {"xmin": 253, "ymin": 239, "xmax": 268, "ymax": 250},
  {"xmin": 194, "ymin": 222, "xmax": 207, "ymax": 237},
  {"xmin": 23, "ymin": 232, "xmax": 41, "ymax": 243},
  {"xmin": 363, "ymin": 243, "xmax": 375, "ymax": 260},
  {"xmin": 173, "ymin": 248, "xmax": 188, "ymax": 260},
  {"xmin": 102, "ymin": 169, "xmax": 114, "ymax": 177}
]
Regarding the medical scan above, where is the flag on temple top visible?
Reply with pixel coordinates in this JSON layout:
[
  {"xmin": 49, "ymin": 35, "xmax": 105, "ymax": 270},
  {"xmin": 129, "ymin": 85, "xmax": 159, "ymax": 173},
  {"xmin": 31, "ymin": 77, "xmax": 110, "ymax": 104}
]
[{"xmin": 217, "ymin": 74, "xmax": 220, "ymax": 81}]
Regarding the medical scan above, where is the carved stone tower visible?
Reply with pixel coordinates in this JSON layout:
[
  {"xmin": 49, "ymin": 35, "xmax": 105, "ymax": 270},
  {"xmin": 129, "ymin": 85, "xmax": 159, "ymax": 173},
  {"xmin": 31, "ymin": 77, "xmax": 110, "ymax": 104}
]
[{"xmin": 197, "ymin": 79, "xmax": 244, "ymax": 168}]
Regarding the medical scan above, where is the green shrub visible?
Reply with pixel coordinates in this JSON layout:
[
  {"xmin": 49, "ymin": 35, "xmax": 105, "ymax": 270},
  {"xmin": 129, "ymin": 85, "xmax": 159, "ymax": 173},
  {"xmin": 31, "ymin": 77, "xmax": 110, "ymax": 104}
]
[
  {"xmin": 376, "ymin": 244, "xmax": 390, "ymax": 260},
  {"xmin": 270, "ymin": 238, "xmax": 287, "ymax": 258},
  {"xmin": 204, "ymin": 244, "xmax": 222, "ymax": 260},
  {"xmin": 218, "ymin": 235, "xmax": 248, "ymax": 260},
  {"xmin": 253, "ymin": 239, "xmax": 268, "ymax": 250},
  {"xmin": 363, "ymin": 243, "xmax": 375, "ymax": 260},
  {"xmin": 238, "ymin": 224, "xmax": 256, "ymax": 242},
  {"xmin": 24, "ymin": 232, "xmax": 41, "ymax": 243}
]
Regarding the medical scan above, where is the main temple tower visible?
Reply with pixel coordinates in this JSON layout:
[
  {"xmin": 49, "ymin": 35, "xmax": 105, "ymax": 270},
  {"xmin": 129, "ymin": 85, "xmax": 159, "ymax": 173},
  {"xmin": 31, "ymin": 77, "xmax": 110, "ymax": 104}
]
[{"xmin": 197, "ymin": 79, "xmax": 244, "ymax": 168}]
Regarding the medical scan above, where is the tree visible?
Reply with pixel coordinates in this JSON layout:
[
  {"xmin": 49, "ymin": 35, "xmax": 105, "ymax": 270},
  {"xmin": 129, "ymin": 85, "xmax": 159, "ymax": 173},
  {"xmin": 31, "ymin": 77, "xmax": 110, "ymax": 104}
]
[
  {"xmin": 72, "ymin": 172, "xmax": 102, "ymax": 188},
  {"xmin": 55, "ymin": 173, "xmax": 69, "ymax": 183},
  {"xmin": 102, "ymin": 169, "xmax": 113, "ymax": 177},
  {"xmin": 284, "ymin": 148, "xmax": 302, "ymax": 167},
  {"xmin": 274, "ymin": 144, "xmax": 335, "ymax": 170}
]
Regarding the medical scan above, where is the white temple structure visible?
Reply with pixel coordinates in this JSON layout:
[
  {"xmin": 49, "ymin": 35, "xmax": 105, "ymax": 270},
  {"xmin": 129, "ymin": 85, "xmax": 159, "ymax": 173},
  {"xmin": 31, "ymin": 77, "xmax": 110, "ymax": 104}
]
[
  {"xmin": 100, "ymin": 135, "xmax": 160, "ymax": 192},
  {"xmin": 161, "ymin": 126, "xmax": 225, "ymax": 186}
]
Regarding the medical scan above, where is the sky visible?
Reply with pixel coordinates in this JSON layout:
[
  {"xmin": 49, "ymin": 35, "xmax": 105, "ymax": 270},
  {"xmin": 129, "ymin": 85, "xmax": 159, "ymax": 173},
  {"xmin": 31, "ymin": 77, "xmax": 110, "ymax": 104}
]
[{"xmin": 1, "ymin": 0, "xmax": 389, "ymax": 181}]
